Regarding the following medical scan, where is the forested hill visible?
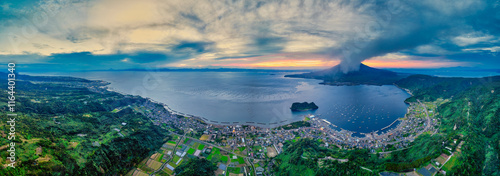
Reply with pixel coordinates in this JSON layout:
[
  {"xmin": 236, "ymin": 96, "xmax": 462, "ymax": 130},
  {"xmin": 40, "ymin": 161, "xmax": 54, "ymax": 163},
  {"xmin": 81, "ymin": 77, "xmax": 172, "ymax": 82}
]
[
  {"xmin": 395, "ymin": 74, "xmax": 500, "ymax": 102},
  {"xmin": 395, "ymin": 75, "xmax": 500, "ymax": 175},
  {"xmin": 272, "ymin": 139, "xmax": 376, "ymax": 176},
  {"xmin": 0, "ymin": 75, "xmax": 170, "ymax": 175},
  {"xmin": 0, "ymin": 72, "xmax": 100, "ymax": 83}
]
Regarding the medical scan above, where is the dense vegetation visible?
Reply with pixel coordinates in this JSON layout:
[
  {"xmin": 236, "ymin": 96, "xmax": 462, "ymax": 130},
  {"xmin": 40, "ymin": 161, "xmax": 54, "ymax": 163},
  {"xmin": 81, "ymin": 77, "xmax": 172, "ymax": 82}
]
[
  {"xmin": 1, "ymin": 72, "xmax": 499, "ymax": 175},
  {"xmin": 396, "ymin": 75, "xmax": 500, "ymax": 175},
  {"xmin": 272, "ymin": 139, "xmax": 375, "ymax": 175},
  {"xmin": 0, "ymin": 77, "xmax": 170, "ymax": 175},
  {"xmin": 277, "ymin": 121, "xmax": 311, "ymax": 130},
  {"xmin": 271, "ymin": 74, "xmax": 500, "ymax": 175},
  {"xmin": 174, "ymin": 158, "xmax": 217, "ymax": 176},
  {"xmin": 290, "ymin": 102, "xmax": 318, "ymax": 111},
  {"xmin": 383, "ymin": 134, "xmax": 444, "ymax": 172}
]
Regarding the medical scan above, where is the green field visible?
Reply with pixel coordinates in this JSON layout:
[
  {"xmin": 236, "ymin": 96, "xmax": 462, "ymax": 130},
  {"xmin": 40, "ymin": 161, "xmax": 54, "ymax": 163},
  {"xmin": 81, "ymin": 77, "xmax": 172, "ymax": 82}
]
[
  {"xmin": 167, "ymin": 140, "xmax": 176, "ymax": 145},
  {"xmin": 229, "ymin": 154, "xmax": 245, "ymax": 164},
  {"xmin": 207, "ymin": 147, "xmax": 222, "ymax": 162},
  {"xmin": 187, "ymin": 148, "xmax": 196, "ymax": 155},
  {"xmin": 443, "ymin": 154, "xmax": 459, "ymax": 171},
  {"xmin": 169, "ymin": 157, "xmax": 184, "ymax": 167},
  {"xmin": 221, "ymin": 155, "xmax": 228, "ymax": 163},
  {"xmin": 237, "ymin": 156, "xmax": 245, "ymax": 164},
  {"xmin": 173, "ymin": 155, "xmax": 181, "ymax": 163},
  {"xmin": 158, "ymin": 154, "xmax": 164, "ymax": 162},
  {"xmin": 168, "ymin": 161, "xmax": 177, "ymax": 167},
  {"xmin": 228, "ymin": 167, "xmax": 241, "ymax": 174},
  {"xmin": 198, "ymin": 144, "xmax": 205, "ymax": 150},
  {"xmin": 164, "ymin": 168, "xmax": 174, "ymax": 175}
]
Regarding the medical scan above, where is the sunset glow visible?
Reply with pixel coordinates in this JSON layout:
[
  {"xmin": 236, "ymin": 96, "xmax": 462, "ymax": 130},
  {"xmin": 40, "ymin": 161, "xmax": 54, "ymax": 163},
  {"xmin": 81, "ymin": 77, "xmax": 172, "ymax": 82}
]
[
  {"xmin": 363, "ymin": 60, "xmax": 467, "ymax": 68},
  {"xmin": 212, "ymin": 59, "xmax": 339, "ymax": 68},
  {"xmin": 203, "ymin": 53, "xmax": 468, "ymax": 69}
]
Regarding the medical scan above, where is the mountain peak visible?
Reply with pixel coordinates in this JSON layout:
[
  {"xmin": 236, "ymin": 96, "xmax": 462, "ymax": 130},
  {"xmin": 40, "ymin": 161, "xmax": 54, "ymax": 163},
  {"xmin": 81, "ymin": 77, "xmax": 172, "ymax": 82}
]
[{"xmin": 285, "ymin": 64, "xmax": 410, "ymax": 86}]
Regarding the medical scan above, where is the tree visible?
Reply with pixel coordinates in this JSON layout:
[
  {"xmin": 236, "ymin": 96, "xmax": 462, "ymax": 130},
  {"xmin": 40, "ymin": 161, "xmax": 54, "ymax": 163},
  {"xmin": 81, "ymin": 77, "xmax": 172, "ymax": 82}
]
[{"xmin": 174, "ymin": 158, "xmax": 217, "ymax": 176}]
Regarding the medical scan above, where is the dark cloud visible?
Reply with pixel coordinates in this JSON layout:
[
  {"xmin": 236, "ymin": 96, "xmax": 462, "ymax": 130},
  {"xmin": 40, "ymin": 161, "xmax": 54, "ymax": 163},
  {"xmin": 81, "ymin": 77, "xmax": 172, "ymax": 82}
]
[
  {"xmin": 335, "ymin": 0, "xmax": 500, "ymax": 72},
  {"xmin": 172, "ymin": 41, "xmax": 213, "ymax": 53},
  {"xmin": 47, "ymin": 51, "xmax": 176, "ymax": 64},
  {"xmin": 23, "ymin": 51, "xmax": 182, "ymax": 71},
  {"xmin": 180, "ymin": 12, "xmax": 204, "ymax": 24},
  {"xmin": 127, "ymin": 52, "xmax": 169, "ymax": 63},
  {"xmin": 249, "ymin": 36, "xmax": 287, "ymax": 54}
]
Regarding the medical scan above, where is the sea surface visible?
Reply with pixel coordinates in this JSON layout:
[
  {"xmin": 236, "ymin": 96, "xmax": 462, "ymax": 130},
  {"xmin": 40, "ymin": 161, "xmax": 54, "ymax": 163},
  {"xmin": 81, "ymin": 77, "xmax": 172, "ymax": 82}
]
[{"xmin": 31, "ymin": 71, "xmax": 411, "ymax": 133}]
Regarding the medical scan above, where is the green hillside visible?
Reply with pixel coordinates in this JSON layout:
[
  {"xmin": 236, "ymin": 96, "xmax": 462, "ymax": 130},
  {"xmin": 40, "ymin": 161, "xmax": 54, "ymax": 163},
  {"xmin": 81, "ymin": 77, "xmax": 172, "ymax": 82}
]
[
  {"xmin": 0, "ymin": 78, "xmax": 170, "ymax": 175},
  {"xmin": 396, "ymin": 75, "xmax": 500, "ymax": 175}
]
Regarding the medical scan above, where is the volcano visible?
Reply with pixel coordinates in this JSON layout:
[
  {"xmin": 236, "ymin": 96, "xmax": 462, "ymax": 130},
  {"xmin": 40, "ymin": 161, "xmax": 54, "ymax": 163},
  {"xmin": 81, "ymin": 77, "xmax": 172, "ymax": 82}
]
[{"xmin": 285, "ymin": 64, "xmax": 411, "ymax": 86}]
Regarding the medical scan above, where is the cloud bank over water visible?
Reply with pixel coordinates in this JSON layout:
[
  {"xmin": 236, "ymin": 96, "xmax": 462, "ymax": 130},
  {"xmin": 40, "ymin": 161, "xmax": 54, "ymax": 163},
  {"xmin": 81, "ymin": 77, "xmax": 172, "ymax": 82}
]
[{"xmin": 0, "ymin": 0, "xmax": 499, "ymax": 71}]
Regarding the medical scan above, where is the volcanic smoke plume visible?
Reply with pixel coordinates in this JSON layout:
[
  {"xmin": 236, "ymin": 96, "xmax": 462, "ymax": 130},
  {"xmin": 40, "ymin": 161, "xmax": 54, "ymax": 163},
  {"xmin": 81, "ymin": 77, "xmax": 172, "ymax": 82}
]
[{"xmin": 335, "ymin": 0, "xmax": 496, "ymax": 73}]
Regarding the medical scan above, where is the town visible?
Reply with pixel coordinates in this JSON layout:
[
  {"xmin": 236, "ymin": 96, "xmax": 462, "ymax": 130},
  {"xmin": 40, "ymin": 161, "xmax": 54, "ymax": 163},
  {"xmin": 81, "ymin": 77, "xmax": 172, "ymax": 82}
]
[{"xmin": 113, "ymin": 86, "xmax": 446, "ymax": 176}]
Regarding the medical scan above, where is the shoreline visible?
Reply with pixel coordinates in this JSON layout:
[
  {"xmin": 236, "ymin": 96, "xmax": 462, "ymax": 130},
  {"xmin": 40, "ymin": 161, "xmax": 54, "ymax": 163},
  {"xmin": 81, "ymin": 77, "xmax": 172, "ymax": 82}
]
[
  {"xmin": 25, "ymin": 71, "xmax": 410, "ymax": 139},
  {"xmin": 41, "ymin": 72, "xmax": 413, "ymax": 142},
  {"xmin": 105, "ymin": 86, "xmax": 295, "ymax": 128},
  {"xmin": 16, "ymin": 71, "xmax": 428, "ymax": 150},
  {"xmin": 104, "ymin": 82, "xmax": 409, "ymax": 141}
]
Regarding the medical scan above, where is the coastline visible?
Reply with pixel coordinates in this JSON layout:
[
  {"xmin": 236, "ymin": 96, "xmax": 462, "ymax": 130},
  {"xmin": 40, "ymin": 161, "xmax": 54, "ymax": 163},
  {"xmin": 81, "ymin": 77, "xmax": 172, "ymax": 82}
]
[
  {"xmin": 31, "ymin": 71, "xmax": 411, "ymax": 137},
  {"xmin": 10, "ymin": 71, "xmax": 436, "ymax": 153},
  {"xmin": 104, "ymin": 81, "xmax": 410, "ymax": 141},
  {"xmin": 37, "ymin": 72, "xmax": 415, "ymax": 143},
  {"xmin": 393, "ymin": 83, "xmax": 413, "ymax": 96},
  {"xmin": 105, "ymin": 86, "xmax": 210, "ymax": 123},
  {"xmin": 105, "ymin": 85, "xmax": 295, "ymax": 128}
]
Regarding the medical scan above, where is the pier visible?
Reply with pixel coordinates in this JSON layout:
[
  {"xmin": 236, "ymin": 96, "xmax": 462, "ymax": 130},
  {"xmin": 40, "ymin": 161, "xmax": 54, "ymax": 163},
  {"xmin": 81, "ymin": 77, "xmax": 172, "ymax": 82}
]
[{"xmin": 380, "ymin": 119, "xmax": 399, "ymax": 131}]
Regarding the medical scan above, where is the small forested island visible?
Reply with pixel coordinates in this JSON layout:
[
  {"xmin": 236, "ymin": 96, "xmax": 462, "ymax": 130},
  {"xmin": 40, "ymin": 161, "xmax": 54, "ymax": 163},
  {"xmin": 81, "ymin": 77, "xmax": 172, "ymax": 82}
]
[{"xmin": 290, "ymin": 102, "xmax": 319, "ymax": 111}]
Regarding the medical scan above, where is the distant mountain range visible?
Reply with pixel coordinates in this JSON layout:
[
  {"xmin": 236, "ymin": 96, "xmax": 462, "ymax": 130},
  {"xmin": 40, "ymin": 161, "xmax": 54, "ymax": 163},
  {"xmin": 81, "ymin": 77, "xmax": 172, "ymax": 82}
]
[
  {"xmin": 285, "ymin": 64, "xmax": 412, "ymax": 86},
  {"xmin": 91, "ymin": 68, "xmax": 314, "ymax": 72}
]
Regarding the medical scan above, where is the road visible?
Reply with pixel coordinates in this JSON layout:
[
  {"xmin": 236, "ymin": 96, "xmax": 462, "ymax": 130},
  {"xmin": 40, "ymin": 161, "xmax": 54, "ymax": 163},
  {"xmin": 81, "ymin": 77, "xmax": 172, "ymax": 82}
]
[
  {"xmin": 417, "ymin": 100, "xmax": 432, "ymax": 136},
  {"xmin": 177, "ymin": 133, "xmax": 256, "ymax": 175},
  {"xmin": 377, "ymin": 147, "xmax": 407, "ymax": 155},
  {"xmin": 151, "ymin": 123, "xmax": 251, "ymax": 175},
  {"xmin": 183, "ymin": 135, "xmax": 247, "ymax": 158},
  {"xmin": 150, "ymin": 134, "xmax": 185, "ymax": 175},
  {"xmin": 360, "ymin": 166, "xmax": 373, "ymax": 172},
  {"xmin": 374, "ymin": 101, "xmax": 432, "ymax": 154},
  {"xmin": 387, "ymin": 100, "xmax": 431, "ymax": 145},
  {"xmin": 433, "ymin": 153, "xmax": 454, "ymax": 176},
  {"xmin": 146, "ymin": 100, "xmax": 435, "ymax": 174}
]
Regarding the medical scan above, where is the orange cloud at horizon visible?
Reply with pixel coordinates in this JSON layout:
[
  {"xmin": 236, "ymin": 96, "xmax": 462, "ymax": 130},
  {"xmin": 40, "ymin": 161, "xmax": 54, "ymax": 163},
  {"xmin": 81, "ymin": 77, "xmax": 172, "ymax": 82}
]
[
  {"xmin": 362, "ymin": 59, "xmax": 466, "ymax": 68},
  {"xmin": 196, "ymin": 53, "xmax": 468, "ymax": 69},
  {"xmin": 253, "ymin": 59, "xmax": 339, "ymax": 67},
  {"xmin": 208, "ymin": 53, "xmax": 339, "ymax": 68},
  {"xmin": 211, "ymin": 58, "xmax": 464, "ymax": 69},
  {"xmin": 212, "ymin": 59, "xmax": 339, "ymax": 68}
]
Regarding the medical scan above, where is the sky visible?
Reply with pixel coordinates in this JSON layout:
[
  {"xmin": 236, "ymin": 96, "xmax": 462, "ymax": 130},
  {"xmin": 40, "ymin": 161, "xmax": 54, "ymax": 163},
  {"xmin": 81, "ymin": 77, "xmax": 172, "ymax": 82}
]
[{"xmin": 0, "ymin": 0, "xmax": 499, "ymax": 72}]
